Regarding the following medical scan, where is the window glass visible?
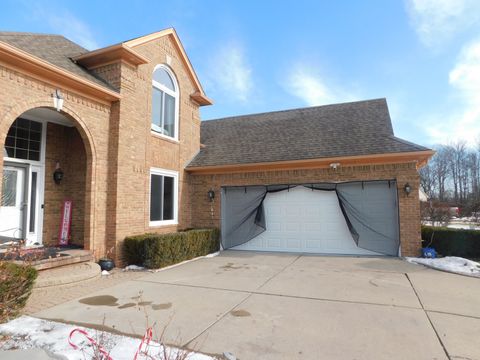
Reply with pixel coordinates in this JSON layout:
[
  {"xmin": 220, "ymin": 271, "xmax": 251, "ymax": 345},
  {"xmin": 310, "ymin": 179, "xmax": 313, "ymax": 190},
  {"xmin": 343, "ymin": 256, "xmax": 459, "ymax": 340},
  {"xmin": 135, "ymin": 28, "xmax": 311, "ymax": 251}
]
[
  {"xmin": 150, "ymin": 172, "xmax": 176, "ymax": 223},
  {"xmin": 3, "ymin": 118, "xmax": 42, "ymax": 161},
  {"xmin": 151, "ymin": 87, "xmax": 163, "ymax": 133},
  {"xmin": 1, "ymin": 170, "xmax": 17, "ymax": 207},
  {"xmin": 164, "ymin": 93, "xmax": 176, "ymax": 137},
  {"xmin": 163, "ymin": 176, "xmax": 174, "ymax": 220},
  {"xmin": 29, "ymin": 172, "xmax": 37, "ymax": 232},
  {"xmin": 153, "ymin": 68, "xmax": 175, "ymax": 91},
  {"xmin": 150, "ymin": 174, "xmax": 163, "ymax": 221},
  {"xmin": 151, "ymin": 66, "xmax": 178, "ymax": 139}
]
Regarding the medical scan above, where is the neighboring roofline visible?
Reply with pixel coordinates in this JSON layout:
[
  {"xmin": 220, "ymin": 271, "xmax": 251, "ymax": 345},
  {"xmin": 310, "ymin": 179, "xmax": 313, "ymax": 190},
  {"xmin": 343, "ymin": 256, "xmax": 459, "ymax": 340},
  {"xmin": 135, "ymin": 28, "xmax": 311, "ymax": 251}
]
[
  {"xmin": 204, "ymin": 98, "xmax": 388, "ymax": 123},
  {"xmin": 72, "ymin": 43, "xmax": 149, "ymax": 69},
  {"xmin": 124, "ymin": 28, "xmax": 212, "ymax": 106},
  {"xmin": 0, "ymin": 40, "xmax": 121, "ymax": 104},
  {"xmin": 186, "ymin": 150, "xmax": 435, "ymax": 174}
]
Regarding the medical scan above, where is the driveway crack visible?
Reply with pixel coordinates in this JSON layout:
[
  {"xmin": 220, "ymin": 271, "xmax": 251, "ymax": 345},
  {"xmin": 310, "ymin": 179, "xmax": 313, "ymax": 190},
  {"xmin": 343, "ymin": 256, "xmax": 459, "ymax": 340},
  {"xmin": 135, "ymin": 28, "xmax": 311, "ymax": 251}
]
[
  {"xmin": 182, "ymin": 293, "xmax": 252, "ymax": 349},
  {"xmin": 405, "ymin": 273, "xmax": 451, "ymax": 360},
  {"xmin": 255, "ymin": 254, "xmax": 302, "ymax": 290}
]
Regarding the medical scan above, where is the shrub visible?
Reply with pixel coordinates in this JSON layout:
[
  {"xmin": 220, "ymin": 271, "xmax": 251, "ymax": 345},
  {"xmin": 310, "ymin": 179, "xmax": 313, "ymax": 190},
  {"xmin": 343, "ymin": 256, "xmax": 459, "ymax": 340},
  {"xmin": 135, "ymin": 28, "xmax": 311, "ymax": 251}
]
[
  {"xmin": 422, "ymin": 226, "xmax": 480, "ymax": 258},
  {"xmin": 123, "ymin": 228, "xmax": 220, "ymax": 269},
  {"xmin": 0, "ymin": 262, "xmax": 37, "ymax": 323}
]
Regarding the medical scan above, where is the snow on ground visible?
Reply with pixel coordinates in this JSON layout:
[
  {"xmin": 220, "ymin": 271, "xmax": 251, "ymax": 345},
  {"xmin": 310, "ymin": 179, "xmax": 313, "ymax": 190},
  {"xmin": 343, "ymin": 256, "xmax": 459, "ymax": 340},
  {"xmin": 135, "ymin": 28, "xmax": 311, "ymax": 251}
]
[
  {"xmin": 204, "ymin": 252, "xmax": 219, "ymax": 258},
  {"xmin": 406, "ymin": 256, "xmax": 480, "ymax": 277},
  {"xmin": 123, "ymin": 265, "xmax": 146, "ymax": 271},
  {"xmin": 447, "ymin": 223, "xmax": 480, "ymax": 230},
  {"xmin": 0, "ymin": 316, "xmax": 215, "ymax": 360}
]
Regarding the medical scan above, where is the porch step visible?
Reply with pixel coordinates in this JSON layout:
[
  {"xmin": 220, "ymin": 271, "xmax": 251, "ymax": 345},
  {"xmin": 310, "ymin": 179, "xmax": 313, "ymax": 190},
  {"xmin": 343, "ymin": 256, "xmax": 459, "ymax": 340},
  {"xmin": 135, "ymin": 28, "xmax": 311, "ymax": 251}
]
[
  {"xmin": 34, "ymin": 261, "xmax": 101, "ymax": 288},
  {"xmin": 32, "ymin": 249, "xmax": 94, "ymax": 271}
]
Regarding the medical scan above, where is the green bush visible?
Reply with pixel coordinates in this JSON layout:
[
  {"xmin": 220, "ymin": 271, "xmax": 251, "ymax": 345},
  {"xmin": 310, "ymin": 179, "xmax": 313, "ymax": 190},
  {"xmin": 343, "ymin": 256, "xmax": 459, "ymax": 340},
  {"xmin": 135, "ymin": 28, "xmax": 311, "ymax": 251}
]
[
  {"xmin": 422, "ymin": 225, "xmax": 480, "ymax": 258},
  {"xmin": 0, "ymin": 262, "xmax": 37, "ymax": 323},
  {"xmin": 123, "ymin": 228, "xmax": 220, "ymax": 269}
]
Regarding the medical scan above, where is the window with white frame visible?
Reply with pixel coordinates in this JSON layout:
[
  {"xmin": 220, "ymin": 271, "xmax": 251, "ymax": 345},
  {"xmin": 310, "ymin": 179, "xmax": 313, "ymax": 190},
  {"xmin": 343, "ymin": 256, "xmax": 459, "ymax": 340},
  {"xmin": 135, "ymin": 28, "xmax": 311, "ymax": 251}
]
[
  {"xmin": 151, "ymin": 65, "xmax": 179, "ymax": 139},
  {"xmin": 150, "ymin": 168, "xmax": 178, "ymax": 225}
]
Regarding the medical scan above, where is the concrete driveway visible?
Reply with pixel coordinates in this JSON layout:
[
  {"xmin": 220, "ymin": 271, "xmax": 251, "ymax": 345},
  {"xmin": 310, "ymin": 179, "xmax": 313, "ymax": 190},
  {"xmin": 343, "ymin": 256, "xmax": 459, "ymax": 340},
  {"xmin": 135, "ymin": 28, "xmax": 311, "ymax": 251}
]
[{"xmin": 34, "ymin": 251, "xmax": 480, "ymax": 359}]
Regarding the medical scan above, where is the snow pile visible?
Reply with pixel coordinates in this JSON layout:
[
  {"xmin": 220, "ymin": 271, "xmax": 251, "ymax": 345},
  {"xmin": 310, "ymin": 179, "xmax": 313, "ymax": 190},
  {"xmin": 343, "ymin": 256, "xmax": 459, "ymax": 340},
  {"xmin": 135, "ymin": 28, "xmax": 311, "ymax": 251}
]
[
  {"xmin": 0, "ymin": 316, "xmax": 215, "ymax": 360},
  {"xmin": 204, "ymin": 252, "xmax": 220, "ymax": 258},
  {"xmin": 406, "ymin": 256, "xmax": 480, "ymax": 277},
  {"xmin": 123, "ymin": 265, "xmax": 146, "ymax": 271}
]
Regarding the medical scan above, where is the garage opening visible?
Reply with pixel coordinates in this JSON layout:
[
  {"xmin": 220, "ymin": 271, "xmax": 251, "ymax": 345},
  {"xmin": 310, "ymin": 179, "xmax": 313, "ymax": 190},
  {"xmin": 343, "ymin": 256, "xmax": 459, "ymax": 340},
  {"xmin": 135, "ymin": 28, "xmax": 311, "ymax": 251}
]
[{"xmin": 221, "ymin": 180, "xmax": 400, "ymax": 256}]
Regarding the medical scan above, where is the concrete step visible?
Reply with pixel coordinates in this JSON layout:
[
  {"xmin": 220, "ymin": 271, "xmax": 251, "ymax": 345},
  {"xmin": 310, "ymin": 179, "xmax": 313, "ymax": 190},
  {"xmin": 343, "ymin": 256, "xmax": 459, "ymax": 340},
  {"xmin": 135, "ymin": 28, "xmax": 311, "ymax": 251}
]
[{"xmin": 34, "ymin": 261, "xmax": 101, "ymax": 288}]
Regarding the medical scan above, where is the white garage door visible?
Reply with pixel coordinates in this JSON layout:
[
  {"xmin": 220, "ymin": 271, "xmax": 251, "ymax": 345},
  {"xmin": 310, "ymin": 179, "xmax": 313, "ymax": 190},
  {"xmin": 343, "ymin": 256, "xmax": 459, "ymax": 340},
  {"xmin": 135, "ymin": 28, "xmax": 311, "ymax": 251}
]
[{"xmin": 231, "ymin": 186, "xmax": 378, "ymax": 255}]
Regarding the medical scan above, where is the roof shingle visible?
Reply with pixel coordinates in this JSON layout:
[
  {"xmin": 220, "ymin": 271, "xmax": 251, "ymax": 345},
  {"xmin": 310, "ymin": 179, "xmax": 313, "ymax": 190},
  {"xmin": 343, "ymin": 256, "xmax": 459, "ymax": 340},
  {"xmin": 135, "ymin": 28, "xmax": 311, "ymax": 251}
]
[
  {"xmin": 0, "ymin": 32, "xmax": 115, "ymax": 90},
  {"xmin": 187, "ymin": 98, "xmax": 430, "ymax": 168}
]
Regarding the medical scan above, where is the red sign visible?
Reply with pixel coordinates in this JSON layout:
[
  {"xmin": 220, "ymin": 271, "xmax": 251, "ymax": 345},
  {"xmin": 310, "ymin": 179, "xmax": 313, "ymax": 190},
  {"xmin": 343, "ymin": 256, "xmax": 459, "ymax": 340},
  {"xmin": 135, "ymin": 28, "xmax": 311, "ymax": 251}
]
[{"xmin": 58, "ymin": 200, "xmax": 73, "ymax": 246}]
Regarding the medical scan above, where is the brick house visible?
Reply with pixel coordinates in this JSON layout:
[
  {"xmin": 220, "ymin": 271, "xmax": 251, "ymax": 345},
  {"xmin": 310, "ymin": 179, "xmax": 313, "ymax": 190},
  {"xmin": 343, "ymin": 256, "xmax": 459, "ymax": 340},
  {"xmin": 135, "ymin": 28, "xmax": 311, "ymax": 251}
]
[{"xmin": 0, "ymin": 28, "xmax": 433, "ymax": 261}]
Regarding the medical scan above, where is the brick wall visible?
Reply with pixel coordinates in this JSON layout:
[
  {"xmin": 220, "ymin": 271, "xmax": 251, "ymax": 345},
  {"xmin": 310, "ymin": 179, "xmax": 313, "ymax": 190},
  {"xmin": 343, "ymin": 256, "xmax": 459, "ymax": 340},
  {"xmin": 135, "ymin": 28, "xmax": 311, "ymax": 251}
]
[
  {"xmin": 189, "ymin": 163, "xmax": 422, "ymax": 257},
  {"xmin": 42, "ymin": 123, "xmax": 86, "ymax": 246},
  {"xmin": 0, "ymin": 64, "xmax": 113, "ymax": 258},
  {"xmin": 0, "ymin": 34, "xmax": 203, "ymax": 263},
  {"xmin": 90, "ymin": 35, "xmax": 202, "ymax": 263}
]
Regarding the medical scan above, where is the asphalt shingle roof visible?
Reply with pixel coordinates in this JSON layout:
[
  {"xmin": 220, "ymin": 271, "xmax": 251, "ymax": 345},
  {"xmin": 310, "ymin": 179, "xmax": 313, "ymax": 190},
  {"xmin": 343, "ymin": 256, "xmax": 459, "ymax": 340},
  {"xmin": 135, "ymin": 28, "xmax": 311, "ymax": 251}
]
[
  {"xmin": 188, "ymin": 98, "xmax": 430, "ymax": 168},
  {"xmin": 0, "ymin": 32, "xmax": 115, "ymax": 90}
]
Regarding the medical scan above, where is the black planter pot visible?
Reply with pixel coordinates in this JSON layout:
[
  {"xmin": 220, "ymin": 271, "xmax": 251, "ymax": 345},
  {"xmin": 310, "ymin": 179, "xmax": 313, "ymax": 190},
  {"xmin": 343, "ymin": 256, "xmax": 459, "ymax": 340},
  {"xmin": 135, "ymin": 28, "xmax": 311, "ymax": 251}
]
[{"xmin": 98, "ymin": 259, "xmax": 115, "ymax": 271}]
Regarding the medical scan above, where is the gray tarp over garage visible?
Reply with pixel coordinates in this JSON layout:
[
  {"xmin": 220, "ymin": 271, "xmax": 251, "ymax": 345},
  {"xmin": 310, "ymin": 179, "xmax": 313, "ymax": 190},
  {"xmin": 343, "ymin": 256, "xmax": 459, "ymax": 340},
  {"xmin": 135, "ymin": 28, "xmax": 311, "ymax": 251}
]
[{"xmin": 221, "ymin": 180, "xmax": 400, "ymax": 256}]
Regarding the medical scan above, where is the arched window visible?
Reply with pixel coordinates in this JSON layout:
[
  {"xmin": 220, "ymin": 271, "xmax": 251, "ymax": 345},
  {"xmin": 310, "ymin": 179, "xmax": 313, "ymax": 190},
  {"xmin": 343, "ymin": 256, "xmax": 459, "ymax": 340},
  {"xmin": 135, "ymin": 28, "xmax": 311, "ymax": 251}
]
[{"xmin": 151, "ymin": 65, "xmax": 179, "ymax": 139}]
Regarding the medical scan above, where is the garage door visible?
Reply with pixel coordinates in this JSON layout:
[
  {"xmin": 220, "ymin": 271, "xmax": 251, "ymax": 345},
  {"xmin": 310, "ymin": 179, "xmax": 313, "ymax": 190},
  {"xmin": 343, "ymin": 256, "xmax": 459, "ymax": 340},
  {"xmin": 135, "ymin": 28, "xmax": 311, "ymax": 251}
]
[
  {"xmin": 221, "ymin": 181, "xmax": 400, "ymax": 256},
  {"xmin": 230, "ymin": 186, "xmax": 378, "ymax": 255}
]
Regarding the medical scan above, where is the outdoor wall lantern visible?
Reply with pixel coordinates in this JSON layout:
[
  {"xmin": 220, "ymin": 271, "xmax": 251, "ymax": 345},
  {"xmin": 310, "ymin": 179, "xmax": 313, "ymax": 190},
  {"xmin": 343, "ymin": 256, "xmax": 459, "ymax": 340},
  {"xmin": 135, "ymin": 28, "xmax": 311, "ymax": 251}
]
[
  {"xmin": 404, "ymin": 183, "xmax": 412, "ymax": 196},
  {"xmin": 52, "ymin": 89, "xmax": 64, "ymax": 112},
  {"xmin": 53, "ymin": 161, "xmax": 64, "ymax": 185},
  {"xmin": 208, "ymin": 189, "xmax": 215, "ymax": 202}
]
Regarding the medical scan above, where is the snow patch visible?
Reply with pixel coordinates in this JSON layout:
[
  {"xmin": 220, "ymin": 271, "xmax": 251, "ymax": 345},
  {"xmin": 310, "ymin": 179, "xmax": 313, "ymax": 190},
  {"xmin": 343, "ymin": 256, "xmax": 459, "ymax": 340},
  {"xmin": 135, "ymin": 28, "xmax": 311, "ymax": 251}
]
[
  {"xmin": 123, "ymin": 265, "xmax": 146, "ymax": 271},
  {"xmin": 406, "ymin": 256, "xmax": 480, "ymax": 277},
  {"xmin": 0, "ymin": 316, "xmax": 215, "ymax": 360},
  {"xmin": 205, "ymin": 252, "xmax": 220, "ymax": 258}
]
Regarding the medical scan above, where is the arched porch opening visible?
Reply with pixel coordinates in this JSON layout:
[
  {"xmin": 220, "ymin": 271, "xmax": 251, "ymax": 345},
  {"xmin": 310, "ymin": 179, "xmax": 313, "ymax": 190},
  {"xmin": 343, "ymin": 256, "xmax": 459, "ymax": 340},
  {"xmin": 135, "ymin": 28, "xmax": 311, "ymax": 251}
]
[{"xmin": 0, "ymin": 106, "xmax": 94, "ymax": 250}]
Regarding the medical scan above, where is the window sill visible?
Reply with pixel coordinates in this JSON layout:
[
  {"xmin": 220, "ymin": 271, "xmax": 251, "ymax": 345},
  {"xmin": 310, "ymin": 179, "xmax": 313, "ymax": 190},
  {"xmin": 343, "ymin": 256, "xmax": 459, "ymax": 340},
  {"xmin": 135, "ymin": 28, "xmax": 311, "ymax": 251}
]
[
  {"xmin": 149, "ymin": 220, "xmax": 178, "ymax": 228},
  {"xmin": 151, "ymin": 130, "xmax": 179, "ymax": 144}
]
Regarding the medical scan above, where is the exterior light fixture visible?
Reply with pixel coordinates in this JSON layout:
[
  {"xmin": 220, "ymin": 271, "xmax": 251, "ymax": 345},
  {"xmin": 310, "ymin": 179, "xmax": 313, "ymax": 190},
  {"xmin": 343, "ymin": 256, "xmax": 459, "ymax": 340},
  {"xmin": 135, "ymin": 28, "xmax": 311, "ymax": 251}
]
[
  {"xmin": 329, "ymin": 162, "xmax": 341, "ymax": 170},
  {"xmin": 52, "ymin": 89, "xmax": 64, "ymax": 112},
  {"xmin": 53, "ymin": 161, "xmax": 64, "ymax": 184},
  {"xmin": 207, "ymin": 189, "xmax": 215, "ymax": 202},
  {"xmin": 404, "ymin": 183, "xmax": 412, "ymax": 196}
]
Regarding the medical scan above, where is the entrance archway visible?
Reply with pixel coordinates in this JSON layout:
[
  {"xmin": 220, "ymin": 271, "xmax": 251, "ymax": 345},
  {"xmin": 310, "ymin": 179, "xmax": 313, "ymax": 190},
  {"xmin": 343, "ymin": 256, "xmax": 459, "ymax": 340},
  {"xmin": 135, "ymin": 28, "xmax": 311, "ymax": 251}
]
[{"xmin": 0, "ymin": 104, "xmax": 95, "ymax": 250}]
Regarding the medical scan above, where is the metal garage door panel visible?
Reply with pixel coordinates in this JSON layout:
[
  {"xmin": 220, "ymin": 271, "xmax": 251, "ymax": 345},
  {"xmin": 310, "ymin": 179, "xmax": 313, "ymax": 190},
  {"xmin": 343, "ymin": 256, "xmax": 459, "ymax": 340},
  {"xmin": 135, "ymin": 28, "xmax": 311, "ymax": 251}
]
[{"xmin": 232, "ymin": 186, "xmax": 378, "ymax": 255}]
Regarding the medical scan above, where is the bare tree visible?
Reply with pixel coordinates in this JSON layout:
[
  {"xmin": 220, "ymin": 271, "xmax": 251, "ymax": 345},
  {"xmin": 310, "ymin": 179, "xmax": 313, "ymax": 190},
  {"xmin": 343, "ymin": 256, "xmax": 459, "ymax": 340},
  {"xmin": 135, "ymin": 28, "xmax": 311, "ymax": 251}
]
[
  {"xmin": 419, "ymin": 161, "xmax": 435, "ymax": 198},
  {"xmin": 431, "ymin": 145, "xmax": 450, "ymax": 201}
]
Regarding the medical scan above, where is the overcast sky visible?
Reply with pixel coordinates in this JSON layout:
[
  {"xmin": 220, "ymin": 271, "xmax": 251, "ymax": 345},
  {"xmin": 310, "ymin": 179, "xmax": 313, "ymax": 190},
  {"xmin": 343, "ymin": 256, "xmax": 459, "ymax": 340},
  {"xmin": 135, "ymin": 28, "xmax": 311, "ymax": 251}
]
[{"xmin": 2, "ymin": 0, "xmax": 480, "ymax": 148}]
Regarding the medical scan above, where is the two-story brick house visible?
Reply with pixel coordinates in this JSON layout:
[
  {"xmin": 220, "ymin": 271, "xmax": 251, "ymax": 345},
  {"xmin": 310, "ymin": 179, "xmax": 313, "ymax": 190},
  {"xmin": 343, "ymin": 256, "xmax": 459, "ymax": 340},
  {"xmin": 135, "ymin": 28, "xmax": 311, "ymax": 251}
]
[{"xmin": 0, "ymin": 28, "xmax": 433, "ymax": 261}]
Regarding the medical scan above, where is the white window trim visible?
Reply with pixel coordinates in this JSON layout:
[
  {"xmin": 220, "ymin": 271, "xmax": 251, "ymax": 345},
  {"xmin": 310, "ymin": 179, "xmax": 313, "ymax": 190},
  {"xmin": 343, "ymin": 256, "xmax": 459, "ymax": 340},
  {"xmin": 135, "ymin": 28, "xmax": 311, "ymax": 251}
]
[
  {"xmin": 151, "ymin": 64, "xmax": 180, "ymax": 142},
  {"xmin": 149, "ymin": 167, "xmax": 178, "ymax": 227}
]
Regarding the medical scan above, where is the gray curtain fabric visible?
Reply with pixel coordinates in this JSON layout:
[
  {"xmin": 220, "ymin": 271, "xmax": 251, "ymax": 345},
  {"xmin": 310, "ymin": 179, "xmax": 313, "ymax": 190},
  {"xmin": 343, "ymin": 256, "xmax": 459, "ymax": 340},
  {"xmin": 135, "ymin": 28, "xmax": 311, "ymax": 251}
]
[
  {"xmin": 335, "ymin": 181, "xmax": 399, "ymax": 256},
  {"xmin": 221, "ymin": 180, "xmax": 400, "ymax": 256},
  {"xmin": 221, "ymin": 186, "xmax": 268, "ymax": 250}
]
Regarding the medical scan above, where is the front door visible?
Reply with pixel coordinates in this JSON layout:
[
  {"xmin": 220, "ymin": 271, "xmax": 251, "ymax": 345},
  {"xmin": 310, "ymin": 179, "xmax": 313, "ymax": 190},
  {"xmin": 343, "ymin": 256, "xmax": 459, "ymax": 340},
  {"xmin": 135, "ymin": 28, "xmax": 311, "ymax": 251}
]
[{"xmin": 0, "ymin": 165, "xmax": 27, "ymax": 240}]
